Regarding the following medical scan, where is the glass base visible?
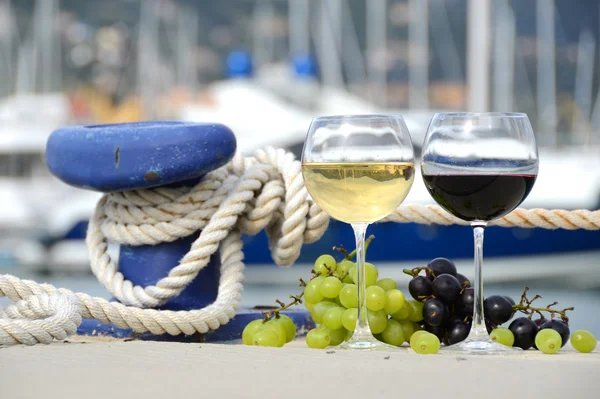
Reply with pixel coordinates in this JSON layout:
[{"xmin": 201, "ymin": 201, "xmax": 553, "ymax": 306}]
[
  {"xmin": 441, "ymin": 337, "xmax": 523, "ymax": 355},
  {"xmin": 334, "ymin": 334, "xmax": 398, "ymax": 351}
]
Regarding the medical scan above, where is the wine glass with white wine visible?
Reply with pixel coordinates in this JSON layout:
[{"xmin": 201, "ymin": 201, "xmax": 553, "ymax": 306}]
[{"xmin": 301, "ymin": 114, "xmax": 415, "ymax": 350}]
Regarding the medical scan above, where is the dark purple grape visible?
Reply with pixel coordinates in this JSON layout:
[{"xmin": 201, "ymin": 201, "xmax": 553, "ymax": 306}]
[
  {"xmin": 533, "ymin": 318, "xmax": 547, "ymax": 328},
  {"xmin": 455, "ymin": 288, "xmax": 474, "ymax": 318},
  {"xmin": 540, "ymin": 320, "xmax": 570, "ymax": 348},
  {"xmin": 445, "ymin": 320, "xmax": 471, "ymax": 345},
  {"xmin": 484, "ymin": 295, "xmax": 514, "ymax": 325},
  {"xmin": 485, "ymin": 318, "xmax": 497, "ymax": 334},
  {"xmin": 408, "ymin": 276, "xmax": 433, "ymax": 300},
  {"xmin": 423, "ymin": 298, "xmax": 450, "ymax": 327},
  {"xmin": 432, "ymin": 274, "xmax": 462, "ymax": 303},
  {"xmin": 426, "ymin": 258, "xmax": 457, "ymax": 280},
  {"xmin": 508, "ymin": 317, "xmax": 538, "ymax": 349},
  {"xmin": 504, "ymin": 296, "xmax": 516, "ymax": 317},
  {"xmin": 456, "ymin": 273, "xmax": 471, "ymax": 289},
  {"xmin": 442, "ymin": 334, "xmax": 450, "ymax": 346},
  {"xmin": 423, "ymin": 324, "xmax": 446, "ymax": 341}
]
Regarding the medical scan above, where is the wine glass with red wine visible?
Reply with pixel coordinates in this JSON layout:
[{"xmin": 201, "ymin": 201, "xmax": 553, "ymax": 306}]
[{"xmin": 420, "ymin": 112, "xmax": 538, "ymax": 355}]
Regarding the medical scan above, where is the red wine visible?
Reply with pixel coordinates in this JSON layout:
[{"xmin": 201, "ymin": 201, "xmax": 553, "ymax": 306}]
[{"xmin": 422, "ymin": 174, "xmax": 536, "ymax": 222}]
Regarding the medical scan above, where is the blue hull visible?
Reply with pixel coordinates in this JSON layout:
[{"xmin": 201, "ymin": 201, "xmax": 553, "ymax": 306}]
[
  {"xmin": 59, "ymin": 220, "xmax": 600, "ymax": 264},
  {"xmin": 242, "ymin": 220, "xmax": 600, "ymax": 263}
]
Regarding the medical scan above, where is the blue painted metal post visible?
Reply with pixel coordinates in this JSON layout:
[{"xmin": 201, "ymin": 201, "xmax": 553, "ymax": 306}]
[{"xmin": 45, "ymin": 121, "xmax": 314, "ymax": 342}]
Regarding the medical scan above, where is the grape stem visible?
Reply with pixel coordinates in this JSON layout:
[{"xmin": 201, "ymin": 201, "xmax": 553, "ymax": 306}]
[
  {"xmin": 333, "ymin": 234, "xmax": 375, "ymax": 260},
  {"xmin": 512, "ymin": 286, "xmax": 574, "ymax": 324},
  {"xmin": 261, "ymin": 237, "xmax": 376, "ymax": 322},
  {"xmin": 260, "ymin": 270, "xmax": 328, "ymax": 321},
  {"xmin": 260, "ymin": 289, "xmax": 305, "ymax": 322},
  {"xmin": 402, "ymin": 266, "xmax": 434, "ymax": 278}
]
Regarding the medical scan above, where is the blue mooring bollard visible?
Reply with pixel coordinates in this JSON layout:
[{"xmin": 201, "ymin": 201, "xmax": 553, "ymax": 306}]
[{"xmin": 45, "ymin": 121, "xmax": 314, "ymax": 342}]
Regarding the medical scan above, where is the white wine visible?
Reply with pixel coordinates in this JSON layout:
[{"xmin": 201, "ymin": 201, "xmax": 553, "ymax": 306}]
[{"xmin": 302, "ymin": 162, "xmax": 415, "ymax": 224}]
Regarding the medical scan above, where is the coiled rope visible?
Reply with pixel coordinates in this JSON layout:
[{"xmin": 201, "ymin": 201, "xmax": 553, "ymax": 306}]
[{"xmin": 1, "ymin": 147, "xmax": 599, "ymax": 346}]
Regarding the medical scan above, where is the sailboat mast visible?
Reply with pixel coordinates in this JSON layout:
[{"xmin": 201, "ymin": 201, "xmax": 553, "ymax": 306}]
[
  {"xmin": 493, "ymin": 0, "xmax": 515, "ymax": 112},
  {"xmin": 536, "ymin": 0, "xmax": 557, "ymax": 146},
  {"xmin": 253, "ymin": 0, "xmax": 276, "ymax": 70},
  {"xmin": 0, "ymin": 0, "xmax": 14, "ymax": 98},
  {"xmin": 367, "ymin": 0, "xmax": 387, "ymax": 106},
  {"xmin": 467, "ymin": 0, "xmax": 490, "ymax": 111},
  {"xmin": 137, "ymin": 0, "xmax": 160, "ymax": 119},
  {"xmin": 573, "ymin": 29, "xmax": 595, "ymax": 145},
  {"xmin": 288, "ymin": 0, "xmax": 309, "ymax": 57},
  {"xmin": 176, "ymin": 3, "xmax": 199, "ymax": 92},
  {"xmin": 408, "ymin": 0, "xmax": 429, "ymax": 109},
  {"xmin": 319, "ymin": 0, "xmax": 343, "ymax": 88}
]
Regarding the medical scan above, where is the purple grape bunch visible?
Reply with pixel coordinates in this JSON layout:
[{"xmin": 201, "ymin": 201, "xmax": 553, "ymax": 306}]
[{"xmin": 406, "ymin": 257, "xmax": 573, "ymax": 351}]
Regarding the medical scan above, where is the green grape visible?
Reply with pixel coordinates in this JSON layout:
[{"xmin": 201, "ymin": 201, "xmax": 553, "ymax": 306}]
[
  {"xmin": 366, "ymin": 285, "xmax": 386, "ymax": 311},
  {"xmin": 348, "ymin": 264, "xmax": 356, "ymax": 280},
  {"xmin": 390, "ymin": 303, "xmax": 412, "ymax": 321},
  {"xmin": 384, "ymin": 289, "xmax": 406, "ymax": 315},
  {"xmin": 336, "ymin": 260, "xmax": 354, "ymax": 280},
  {"xmin": 339, "ymin": 284, "xmax": 358, "ymax": 308},
  {"xmin": 342, "ymin": 308, "xmax": 358, "ymax": 331},
  {"xmin": 381, "ymin": 319, "xmax": 406, "ymax": 347},
  {"xmin": 242, "ymin": 319, "xmax": 265, "ymax": 346},
  {"xmin": 412, "ymin": 321, "xmax": 423, "ymax": 332},
  {"xmin": 409, "ymin": 322, "xmax": 423, "ymax": 342},
  {"xmin": 376, "ymin": 278, "xmax": 398, "ymax": 291},
  {"xmin": 274, "ymin": 315, "xmax": 296, "ymax": 343},
  {"xmin": 262, "ymin": 320, "xmax": 286, "ymax": 347},
  {"xmin": 342, "ymin": 275, "xmax": 354, "ymax": 284},
  {"xmin": 490, "ymin": 327, "xmax": 515, "ymax": 347},
  {"xmin": 253, "ymin": 329, "xmax": 283, "ymax": 347},
  {"xmin": 411, "ymin": 332, "xmax": 440, "ymax": 354},
  {"xmin": 306, "ymin": 328, "xmax": 331, "ymax": 349},
  {"xmin": 409, "ymin": 330, "xmax": 429, "ymax": 349},
  {"xmin": 326, "ymin": 327, "xmax": 347, "ymax": 346},
  {"xmin": 571, "ymin": 330, "xmax": 597, "ymax": 353},
  {"xmin": 304, "ymin": 276, "xmax": 325, "ymax": 304},
  {"xmin": 314, "ymin": 254, "xmax": 337, "ymax": 276},
  {"xmin": 535, "ymin": 329, "xmax": 562, "ymax": 354},
  {"xmin": 322, "ymin": 307, "xmax": 345, "ymax": 331},
  {"xmin": 351, "ymin": 262, "xmax": 379, "ymax": 287},
  {"xmin": 368, "ymin": 309, "xmax": 388, "ymax": 334},
  {"xmin": 345, "ymin": 329, "xmax": 353, "ymax": 341},
  {"xmin": 319, "ymin": 276, "xmax": 343, "ymax": 298},
  {"xmin": 398, "ymin": 319, "xmax": 415, "ymax": 342},
  {"xmin": 407, "ymin": 299, "xmax": 424, "ymax": 323},
  {"xmin": 311, "ymin": 301, "xmax": 337, "ymax": 324},
  {"xmin": 305, "ymin": 302, "xmax": 315, "ymax": 312}
]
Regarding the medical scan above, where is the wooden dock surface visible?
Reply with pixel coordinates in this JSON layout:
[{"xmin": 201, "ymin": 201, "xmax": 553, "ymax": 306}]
[{"xmin": 1, "ymin": 338, "xmax": 598, "ymax": 399}]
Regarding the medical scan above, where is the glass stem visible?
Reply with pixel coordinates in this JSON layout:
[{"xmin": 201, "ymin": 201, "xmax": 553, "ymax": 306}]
[
  {"xmin": 468, "ymin": 223, "xmax": 489, "ymax": 340},
  {"xmin": 351, "ymin": 222, "xmax": 372, "ymax": 340}
]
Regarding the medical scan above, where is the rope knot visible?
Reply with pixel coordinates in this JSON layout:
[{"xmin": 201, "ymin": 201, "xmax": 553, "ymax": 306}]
[{"xmin": 0, "ymin": 293, "xmax": 81, "ymax": 346}]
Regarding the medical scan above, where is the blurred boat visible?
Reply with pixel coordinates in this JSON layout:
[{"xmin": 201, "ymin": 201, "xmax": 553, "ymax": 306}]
[
  {"xmin": 176, "ymin": 59, "xmax": 600, "ymax": 267},
  {"xmin": 2, "ymin": 0, "xmax": 599, "ymax": 276}
]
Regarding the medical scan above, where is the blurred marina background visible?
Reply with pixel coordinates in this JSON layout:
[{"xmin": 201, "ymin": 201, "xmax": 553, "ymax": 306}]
[{"xmin": 0, "ymin": 0, "xmax": 599, "ymax": 333}]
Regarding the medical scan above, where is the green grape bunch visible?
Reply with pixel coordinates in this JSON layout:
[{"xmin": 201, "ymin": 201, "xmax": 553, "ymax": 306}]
[
  {"xmin": 242, "ymin": 237, "xmax": 596, "ymax": 355},
  {"xmin": 301, "ymin": 253, "xmax": 427, "ymax": 349}
]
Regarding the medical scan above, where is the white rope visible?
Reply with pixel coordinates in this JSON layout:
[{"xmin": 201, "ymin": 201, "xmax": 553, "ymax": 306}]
[
  {"xmin": 383, "ymin": 205, "xmax": 600, "ymax": 230},
  {"xmin": 0, "ymin": 147, "xmax": 599, "ymax": 345}
]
